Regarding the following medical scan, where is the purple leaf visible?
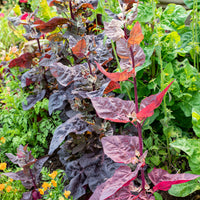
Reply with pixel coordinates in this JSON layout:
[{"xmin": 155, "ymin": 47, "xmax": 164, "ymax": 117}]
[
  {"xmin": 116, "ymin": 39, "xmax": 145, "ymax": 70},
  {"xmin": 90, "ymin": 164, "xmax": 142, "ymax": 200},
  {"xmin": 102, "ymin": 135, "xmax": 140, "ymax": 164},
  {"xmin": 22, "ymin": 90, "xmax": 46, "ymax": 111},
  {"xmin": 48, "ymin": 114, "xmax": 93, "ymax": 155},
  {"xmin": 104, "ymin": 19, "xmax": 124, "ymax": 42},
  {"xmin": 148, "ymin": 168, "xmax": 200, "ymax": 192},
  {"xmin": 91, "ymin": 97, "xmax": 135, "ymax": 123}
]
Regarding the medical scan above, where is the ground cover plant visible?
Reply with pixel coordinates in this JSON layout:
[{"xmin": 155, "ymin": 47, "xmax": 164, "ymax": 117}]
[{"xmin": 0, "ymin": 0, "xmax": 200, "ymax": 199}]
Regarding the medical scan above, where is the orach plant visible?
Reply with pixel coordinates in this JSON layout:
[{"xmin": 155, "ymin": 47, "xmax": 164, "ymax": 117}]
[
  {"xmin": 3, "ymin": 0, "xmax": 200, "ymax": 199},
  {"xmin": 2, "ymin": 144, "xmax": 48, "ymax": 200}
]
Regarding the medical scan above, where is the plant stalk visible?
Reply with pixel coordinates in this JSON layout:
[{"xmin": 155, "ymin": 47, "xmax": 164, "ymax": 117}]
[
  {"xmin": 69, "ymin": 0, "xmax": 75, "ymax": 20},
  {"xmin": 130, "ymin": 45, "xmax": 145, "ymax": 191}
]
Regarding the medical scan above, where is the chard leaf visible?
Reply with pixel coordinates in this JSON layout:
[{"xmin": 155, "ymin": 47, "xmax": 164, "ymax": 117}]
[
  {"xmin": 102, "ymin": 135, "xmax": 140, "ymax": 164},
  {"xmin": 148, "ymin": 168, "xmax": 200, "ymax": 192}
]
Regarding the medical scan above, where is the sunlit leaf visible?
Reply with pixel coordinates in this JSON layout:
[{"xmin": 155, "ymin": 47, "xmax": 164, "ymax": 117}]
[
  {"xmin": 91, "ymin": 97, "xmax": 135, "ymax": 123},
  {"xmin": 95, "ymin": 61, "xmax": 135, "ymax": 82},
  {"xmin": 104, "ymin": 81, "xmax": 121, "ymax": 94},
  {"xmin": 128, "ymin": 21, "xmax": 144, "ymax": 47},
  {"xmin": 102, "ymin": 135, "xmax": 140, "ymax": 164},
  {"xmin": 137, "ymin": 81, "xmax": 174, "ymax": 121}
]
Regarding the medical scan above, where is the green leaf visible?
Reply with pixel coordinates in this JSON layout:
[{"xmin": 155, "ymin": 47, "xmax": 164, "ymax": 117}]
[
  {"xmin": 192, "ymin": 106, "xmax": 200, "ymax": 137},
  {"xmin": 169, "ymin": 177, "xmax": 200, "ymax": 197},
  {"xmin": 136, "ymin": 2, "xmax": 154, "ymax": 23},
  {"xmin": 150, "ymin": 155, "xmax": 161, "ymax": 166},
  {"xmin": 154, "ymin": 192, "xmax": 163, "ymax": 200},
  {"xmin": 183, "ymin": 0, "xmax": 200, "ymax": 9}
]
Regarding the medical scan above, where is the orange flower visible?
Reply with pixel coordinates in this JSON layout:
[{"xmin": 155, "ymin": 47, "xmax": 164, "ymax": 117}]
[
  {"xmin": 64, "ymin": 190, "xmax": 71, "ymax": 198},
  {"xmin": 42, "ymin": 182, "xmax": 51, "ymax": 191},
  {"xmin": 0, "ymin": 184, "xmax": 5, "ymax": 191},
  {"xmin": 0, "ymin": 137, "xmax": 6, "ymax": 144},
  {"xmin": 6, "ymin": 185, "xmax": 12, "ymax": 192},
  {"xmin": 48, "ymin": 171, "xmax": 57, "ymax": 179},
  {"xmin": 0, "ymin": 162, "xmax": 7, "ymax": 170},
  {"xmin": 9, "ymin": 178, "xmax": 13, "ymax": 182},
  {"xmin": 38, "ymin": 188, "xmax": 44, "ymax": 195},
  {"xmin": 51, "ymin": 180, "xmax": 57, "ymax": 187}
]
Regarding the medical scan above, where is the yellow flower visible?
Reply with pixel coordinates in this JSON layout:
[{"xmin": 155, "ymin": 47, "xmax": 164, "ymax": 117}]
[
  {"xmin": 38, "ymin": 188, "xmax": 44, "ymax": 195},
  {"xmin": 0, "ymin": 184, "xmax": 5, "ymax": 191},
  {"xmin": 0, "ymin": 137, "xmax": 6, "ymax": 144},
  {"xmin": 6, "ymin": 185, "xmax": 12, "ymax": 192},
  {"xmin": 42, "ymin": 182, "xmax": 51, "ymax": 191},
  {"xmin": 51, "ymin": 180, "xmax": 57, "ymax": 187},
  {"xmin": 59, "ymin": 197, "xmax": 65, "ymax": 200},
  {"xmin": 0, "ymin": 162, "xmax": 7, "ymax": 170},
  {"xmin": 48, "ymin": 171, "xmax": 58, "ymax": 179},
  {"xmin": 64, "ymin": 190, "xmax": 71, "ymax": 198}
]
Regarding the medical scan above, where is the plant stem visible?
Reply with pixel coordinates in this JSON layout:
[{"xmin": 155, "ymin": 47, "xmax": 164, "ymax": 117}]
[
  {"xmin": 130, "ymin": 45, "xmax": 145, "ymax": 191},
  {"xmin": 69, "ymin": 0, "xmax": 75, "ymax": 20}
]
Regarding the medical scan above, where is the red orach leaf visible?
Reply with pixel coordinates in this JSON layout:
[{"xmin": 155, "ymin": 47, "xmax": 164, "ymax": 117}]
[
  {"xmin": 89, "ymin": 164, "xmax": 142, "ymax": 200},
  {"xmin": 128, "ymin": 21, "xmax": 144, "ymax": 47},
  {"xmin": 47, "ymin": 0, "xmax": 62, "ymax": 7},
  {"xmin": 20, "ymin": 0, "xmax": 28, "ymax": 3},
  {"xmin": 137, "ymin": 81, "xmax": 174, "ymax": 121},
  {"xmin": 8, "ymin": 53, "xmax": 34, "ymax": 68},
  {"xmin": 91, "ymin": 97, "xmax": 135, "ymax": 123},
  {"xmin": 72, "ymin": 38, "xmax": 87, "ymax": 58},
  {"xmin": 148, "ymin": 168, "xmax": 200, "ymax": 192},
  {"xmin": 34, "ymin": 17, "xmax": 69, "ymax": 33},
  {"xmin": 104, "ymin": 81, "xmax": 120, "ymax": 94},
  {"xmin": 102, "ymin": 135, "xmax": 140, "ymax": 164},
  {"xmin": 95, "ymin": 61, "xmax": 135, "ymax": 82}
]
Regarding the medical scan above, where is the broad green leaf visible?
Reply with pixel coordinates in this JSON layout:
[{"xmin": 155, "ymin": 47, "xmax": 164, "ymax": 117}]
[
  {"xmin": 169, "ymin": 177, "xmax": 200, "ymax": 197},
  {"xmin": 192, "ymin": 106, "xmax": 200, "ymax": 137},
  {"xmin": 170, "ymin": 138, "xmax": 200, "ymax": 174},
  {"xmin": 183, "ymin": 0, "xmax": 200, "ymax": 9},
  {"xmin": 162, "ymin": 4, "xmax": 191, "ymax": 28},
  {"xmin": 136, "ymin": 2, "xmax": 154, "ymax": 23},
  {"xmin": 170, "ymin": 138, "xmax": 200, "ymax": 157}
]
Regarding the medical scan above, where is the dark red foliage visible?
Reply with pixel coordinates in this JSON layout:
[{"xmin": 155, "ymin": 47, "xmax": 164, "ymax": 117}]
[
  {"xmin": 8, "ymin": 53, "xmax": 34, "ymax": 68},
  {"xmin": 34, "ymin": 17, "xmax": 69, "ymax": 33}
]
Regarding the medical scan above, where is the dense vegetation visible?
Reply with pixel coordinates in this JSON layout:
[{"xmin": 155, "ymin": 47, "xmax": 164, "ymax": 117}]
[{"xmin": 0, "ymin": 0, "xmax": 200, "ymax": 199}]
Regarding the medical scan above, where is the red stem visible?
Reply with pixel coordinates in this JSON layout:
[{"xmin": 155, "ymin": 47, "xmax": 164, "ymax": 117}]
[
  {"xmin": 129, "ymin": 41, "xmax": 145, "ymax": 191},
  {"xmin": 69, "ymin": 0, "xmax": 75, "ymax": 20}
]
